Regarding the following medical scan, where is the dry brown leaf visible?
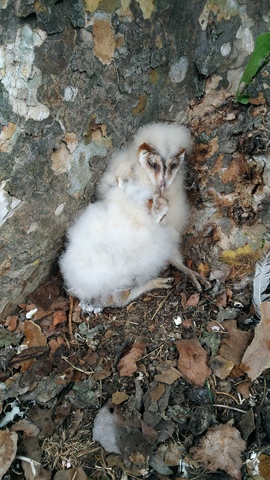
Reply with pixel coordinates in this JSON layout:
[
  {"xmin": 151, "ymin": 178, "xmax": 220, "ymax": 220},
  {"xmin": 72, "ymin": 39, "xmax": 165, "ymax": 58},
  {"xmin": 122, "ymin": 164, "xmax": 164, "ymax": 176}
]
[
  {"xmin": 258, "ymin": 454, "xmax": 270, "ymax": 479},
  {"xmin": 118, "ymin": 342, "xmax": 146, "ymax": 377},
  {"xmin": 22, "ymin": 462, "xmax": 51, "ymax": 480},
  {"xmin": 230, "ymin": 365, "xmax": 246, "ymax": 378},
  {"xmin": 175, "ymin": 338, "xmax": 211, "ymax": 386},
  {"xmin": 27, "ymin": 308, "xmax": 50, "ymax": 321},
  {"xmin": 28, "ymin": 282, "xmax": 61, "ymax": 311},
  {"xmin": 19, "ymin": 320, "xmax": 47, "ymax": 372},
  {"xmin": 197, "ymin": 261, "xmax": 211, "ymax": 278},
  {"xmin": 215, "ymin": 291, "xmax": 227, "ymax": 308},
  {"xmin": 112, "ymin": 391, "xmax": 129, "ymax": 405},
  {"xmin": 236, "ymin": 381, "xmax": 252, "ymax": 399},
  {"xmin": 27, "ymin": 406, "xmax": 55, "ymax": 437},
  {"xmin": 140, "ymin": 419, "xmax": 158, "ymax": 444},
  {"xmin": 51, "ymin": 311, "xmax": 67, "ymax": 329},
  {"xmin": 154, "ymin": 365, "xmax": 181, "ymax": 385},
  {"xmin": 219, "ymin": 319, "xmax": 252, "ymax": 366},
  {"xmin": 48, "ymin": 337, "xmax": 66, "ymax": 354},
  {"xmin": 239, "ymin": 409, "xmax": 255, "ymax": 441},
  {"xmin": 150, "ymin": 382, "xmax": 166, "ymax": 400},
  {"xmin": 92, "ymin": 367, "xmax": 112, "ymax": 381},
  {"xmin": 54, "ymin": 467, "xmax": 87, "ymax": 480},
  {"xmin": 209, "ymin": 355, "xmax": 234, "ymax": 379},
  {"xmin": 190, "ymin": 423, "xmax": 246, "ymax": 480},
  {"xmin": 0, "ymin": 430, "xmax": 18, "ymax": 478},
  {"xmin": 180, "ymin": 292, "xmax": 187, "ymax": 308},
  {"xmin": 79, "ymin": 348, "xmax": 98, "ymax": 368},
  {"xmin": 19, "ymin": 303, "xmax": 36, "ymax": 312},
  {"xmin": 181, "ymin": 318, "xmax": 196, "ymax": 329},
  {"xmin": 68, "ymin": 409, "xmax": 83, "ymax": 437},
  {"xmin": 241, "ymin": 302, "xmax": 270, "ymax": 380},
  {"xmin": 161, "ymin": 443, "xmax": 183, "ymax": 466},
  {"xmin": 20, "ymin": 303, "xmax": 50, "ymax": 321},
  {"xmin": 23, "ymin": 320, "xmax": 47, "ymax": 348},
  {"xmin": 185, "ymin": 293, "xmax": 200, "ymax": 307},
  {"xmin": 11, "ymin": 419, "xmax": 40, "ymax": 437},
  {"xmin": 4, "ymin": 315, "xmax": 18, "ymax": 331}
]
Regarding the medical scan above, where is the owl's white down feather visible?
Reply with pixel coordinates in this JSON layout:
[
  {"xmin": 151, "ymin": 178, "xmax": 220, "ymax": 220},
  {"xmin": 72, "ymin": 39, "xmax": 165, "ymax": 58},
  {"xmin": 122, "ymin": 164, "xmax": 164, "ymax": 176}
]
[
  {"xmin": 97, "ymin": 122, "xmax": 191, "ymax": 236},
  {"xmin": 59, "ymin": 181, "xmax": 179, "ymax": 305},
  {"xmin": 97, "ymin": 123, "xmax": 192, "ymax": 199}
]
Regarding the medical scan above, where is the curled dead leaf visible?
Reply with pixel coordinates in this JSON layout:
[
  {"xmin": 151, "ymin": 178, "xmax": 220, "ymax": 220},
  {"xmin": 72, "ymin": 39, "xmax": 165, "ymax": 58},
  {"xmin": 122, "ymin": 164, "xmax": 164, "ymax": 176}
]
[
  {"xmin": 185, "ymin": 293, "xmax": 200, "ymax": 307},
  {"xmin": 219, "ymin": 319, "xmax": 252, "ymax": 367},
  {"xmin": 112, "ymin": 391, "xmax": 129, "ymax": 405},
  {"xmin": 154, "ymin": 364, "xmax": 181, "ymax": 385},
  {"xmin": 190, "ymin": 423, "xmax": 246, "ymax": 480},
  {"xmin": 209, "ymin": 354, "xmax": 234, "ymax": 379},
  {"xmin": 241, "ymin": 302, "xmax": 270, "ymax": 380},
  {"xmin": 0, "ymin": 430, "xmax": 18, "ymax": 478},
  {"xmin": 149, "ymin": 382, "xmax": 165, "ymax": 400},
  {"xmin": 51, "ymin": 311, "xmax": 67, "ymax": 329},
  {"xmin": 11, "ymin": 419, "xmax": 40, "ymax": 437},
  {"xmin": 23, "ymin": 320, "xmax": 46, "ymax": 348},
  {"xmin": 117, "ymin": 342, "xmax": 146, "ymax": 377},
  {"xmin": 176, "ymin": 337, "xmax": 211, "ymax": 387},
  {"xmin": 54, "ymin": 467, "xmax": 87, "ymax": 480}
]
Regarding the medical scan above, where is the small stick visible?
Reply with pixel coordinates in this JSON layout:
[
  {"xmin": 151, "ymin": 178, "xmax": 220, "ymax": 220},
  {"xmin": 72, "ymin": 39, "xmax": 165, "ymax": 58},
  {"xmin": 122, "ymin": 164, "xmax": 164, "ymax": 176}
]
[
  {"xmin": 68, "ymin": 295, "xmax": 74, "ymax": 339},
  {"xmin": 62, "ymin": 356, "xmax": 94, "ymax": 376},
  {"xmin": 16, "ymin": 456, "xmax": 41, "ymax": 476},
  {"xmin": 151, "ymin": 286, "xmax": 176, "ymax": 322},
  {"xmin": 214, "ymin": 391, "xmax": 240, "ymax": 404},
  {"xmin": 213, "ymin": 404, "xmax": 247, "ymax": 414}
]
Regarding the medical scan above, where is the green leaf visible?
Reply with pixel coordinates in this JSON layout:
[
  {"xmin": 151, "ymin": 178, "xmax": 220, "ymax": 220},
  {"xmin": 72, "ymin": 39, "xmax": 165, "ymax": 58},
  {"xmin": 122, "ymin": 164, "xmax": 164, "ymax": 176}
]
[
  {"xmin": 236, "ymin": 32, "xmax": 270, "ymax": 102},
  {"xmin": 236, "ymin": 94, "xmax": 251, "ymax": 105}
]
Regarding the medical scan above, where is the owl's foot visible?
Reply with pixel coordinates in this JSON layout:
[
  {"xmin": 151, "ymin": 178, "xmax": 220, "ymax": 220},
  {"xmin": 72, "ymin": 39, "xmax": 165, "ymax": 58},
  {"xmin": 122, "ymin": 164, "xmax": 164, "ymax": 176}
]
[
  {"xmin": 170, "ymin": 253, "xmax": 211, "ymax": 292},
  {"xmin": 79, "ymin": 301, "xmax": 103, "ymax": 314}
]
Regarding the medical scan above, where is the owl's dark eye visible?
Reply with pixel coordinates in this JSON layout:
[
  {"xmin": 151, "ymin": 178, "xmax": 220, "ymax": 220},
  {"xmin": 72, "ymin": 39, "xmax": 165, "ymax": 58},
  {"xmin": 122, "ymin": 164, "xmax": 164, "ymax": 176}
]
[
  {"xmin": 170, "ymin": 162, "xmax": 179, "ymax": 170},
  {"xmin": 148, "ymin": 159, "xmax": 159, "ymax": 171}
]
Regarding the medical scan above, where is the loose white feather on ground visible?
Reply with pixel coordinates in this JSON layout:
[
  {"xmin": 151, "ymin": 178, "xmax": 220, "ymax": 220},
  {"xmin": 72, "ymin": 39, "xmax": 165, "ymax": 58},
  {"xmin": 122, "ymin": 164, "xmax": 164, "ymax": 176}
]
[{"xmin": 253, "ymin": 251, "xmax": 270, "ymax": 317}]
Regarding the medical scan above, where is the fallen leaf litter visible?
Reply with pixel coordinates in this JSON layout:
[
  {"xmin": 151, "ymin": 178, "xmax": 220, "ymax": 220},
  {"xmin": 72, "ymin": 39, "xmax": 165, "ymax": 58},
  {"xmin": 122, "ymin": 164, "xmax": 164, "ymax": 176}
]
[{"xmin": 1, "ymin": 266, "xmax": 270, "ymax": 479}]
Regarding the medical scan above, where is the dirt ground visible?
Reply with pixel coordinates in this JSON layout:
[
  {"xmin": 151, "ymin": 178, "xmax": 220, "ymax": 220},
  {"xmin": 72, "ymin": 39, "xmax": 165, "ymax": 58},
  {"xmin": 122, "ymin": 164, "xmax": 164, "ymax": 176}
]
[{"xmin": 1, "ymin": 257, "xmax": 270, "ymax": 480}]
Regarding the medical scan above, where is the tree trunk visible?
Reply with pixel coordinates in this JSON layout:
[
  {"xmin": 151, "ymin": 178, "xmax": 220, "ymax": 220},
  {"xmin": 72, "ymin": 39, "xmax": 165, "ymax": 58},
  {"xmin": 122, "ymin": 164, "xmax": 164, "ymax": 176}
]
[{"xmin": 0, "ymin": 0, "xmax": 269, "ymax": 317}]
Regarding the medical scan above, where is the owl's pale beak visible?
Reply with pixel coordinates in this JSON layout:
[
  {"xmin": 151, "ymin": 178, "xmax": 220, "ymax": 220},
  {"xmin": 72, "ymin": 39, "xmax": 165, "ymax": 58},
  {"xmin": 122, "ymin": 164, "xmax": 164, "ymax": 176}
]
[{"xmin": 159, "ymin": 179, "xmax": 166, "ymax": 194}]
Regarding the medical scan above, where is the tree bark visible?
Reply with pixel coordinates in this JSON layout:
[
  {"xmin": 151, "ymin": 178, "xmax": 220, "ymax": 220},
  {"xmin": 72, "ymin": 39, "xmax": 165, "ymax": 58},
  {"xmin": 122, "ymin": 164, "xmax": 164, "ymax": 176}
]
[{"xmin": 0, "ymin": 0, "xmax": 270, "ymax": 317}]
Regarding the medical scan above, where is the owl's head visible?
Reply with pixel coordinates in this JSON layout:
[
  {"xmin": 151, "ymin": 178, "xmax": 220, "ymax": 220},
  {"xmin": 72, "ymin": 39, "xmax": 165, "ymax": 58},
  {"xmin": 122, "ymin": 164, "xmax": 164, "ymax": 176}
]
[{"xmin": 133, "ymin": 123, "xmax": 192, "ymax": 193}]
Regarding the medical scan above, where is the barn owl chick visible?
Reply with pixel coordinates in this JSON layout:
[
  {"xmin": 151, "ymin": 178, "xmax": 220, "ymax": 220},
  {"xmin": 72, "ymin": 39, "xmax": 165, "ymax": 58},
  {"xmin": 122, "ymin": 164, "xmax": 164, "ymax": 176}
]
[
  {"xmin": 97, "ymin": 122, "xmax": 210, "ymax": 291},
  {"xmin": 59, "ymin": 181, "xmax": 176, "ymax": 313},
  {"xmin": 97, "ymin": 123, "xmax": 192, "ymax": 198}
]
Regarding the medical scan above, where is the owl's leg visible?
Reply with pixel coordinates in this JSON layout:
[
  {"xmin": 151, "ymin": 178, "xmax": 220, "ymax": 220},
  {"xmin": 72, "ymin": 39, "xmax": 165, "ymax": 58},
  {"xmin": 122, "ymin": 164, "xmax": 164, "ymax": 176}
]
[
  {"xmin": 170, "ymin": 252, "xmax": 211, "ymax": 291},
  {"xmin": 79, "ymin": 277, "xmax": 174, "ymax": 313},
  {"xmin": 108, "ymin": 277, "xmax": 174, "ymax": 307}
]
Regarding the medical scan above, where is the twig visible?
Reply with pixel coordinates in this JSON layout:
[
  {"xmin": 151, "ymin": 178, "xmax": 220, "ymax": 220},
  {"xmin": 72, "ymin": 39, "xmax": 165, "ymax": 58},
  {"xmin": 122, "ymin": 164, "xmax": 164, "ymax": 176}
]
[
  {"xmin": 213, "ymin": 404, "xmax": 247, "ymax": 414},
  {"xmin": 62, "ymin": 356, "xmax": 94, "ymax": 376},
  {"xmin": 68, "ymin": 295, "xmax": 74, "ymax": 339},
  {"xmin": 16, "ymin": 456, "xmax": 41, "ymax": 476},
  {"xmin": 141, "ymin": 343, "xmax": 164, "ymax": 360},
  {"xmin": 150, "ymin": 286, "xmax": 176, "ymax": 322},
  {"xmin": 190, "ymin": 463, "xmax": 213, "ymax": 480},
  {"xmin": 214, "ymin": 391, "xmax": 240, "ymax": 404},
  {"xmin": 258, "ymin": 378, "xmax": 267, "ymax": 408}
]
